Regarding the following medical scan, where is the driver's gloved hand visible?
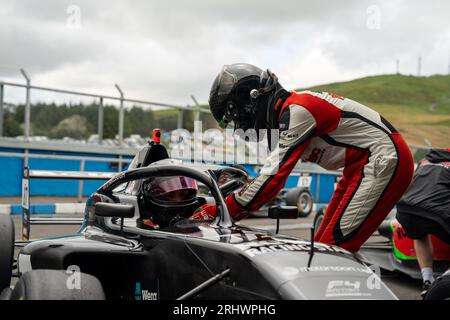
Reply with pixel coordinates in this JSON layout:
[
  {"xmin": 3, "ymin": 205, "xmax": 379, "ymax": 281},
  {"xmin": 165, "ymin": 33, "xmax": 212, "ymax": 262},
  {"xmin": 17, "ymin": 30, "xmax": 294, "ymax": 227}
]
[
  {"xmin": 190, "ymin": 204, "xmax": 216, "ymax": 220},
  {"xmin": 190, "ymin": 194, "xmax": 250, "ymax": 221},
  {"xmin": 137, "ymin": 217, "xmax": 159, "ymax": 230}
]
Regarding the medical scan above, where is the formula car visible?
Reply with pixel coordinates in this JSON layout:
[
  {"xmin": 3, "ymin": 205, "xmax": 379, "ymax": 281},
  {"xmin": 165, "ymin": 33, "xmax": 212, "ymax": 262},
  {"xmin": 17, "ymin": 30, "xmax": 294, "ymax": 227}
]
[{"xmin": 0, "ymin": 131, "xmax": 397, "ymax": 300}]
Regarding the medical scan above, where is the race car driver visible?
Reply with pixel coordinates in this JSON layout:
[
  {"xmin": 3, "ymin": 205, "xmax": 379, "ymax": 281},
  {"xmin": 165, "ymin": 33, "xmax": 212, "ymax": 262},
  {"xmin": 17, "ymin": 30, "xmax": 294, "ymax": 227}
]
[
  {"xmin": 396, "ymin": 148, "xmax": 450, "ymax": 294},
  {"xmin": 137, "ymin": 173, "xmax": 201, "ymax": 230},
  {"xmin": 193, "ymin": 63, "xmax": 414, "ymax": 253}
]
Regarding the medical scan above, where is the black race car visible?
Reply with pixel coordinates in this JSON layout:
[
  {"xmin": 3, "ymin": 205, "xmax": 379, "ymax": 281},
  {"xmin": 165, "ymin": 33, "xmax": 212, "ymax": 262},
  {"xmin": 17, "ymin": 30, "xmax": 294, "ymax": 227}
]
[{"xmin": 0, "ymin": 136, "xmax": 397, "ymax": 300}]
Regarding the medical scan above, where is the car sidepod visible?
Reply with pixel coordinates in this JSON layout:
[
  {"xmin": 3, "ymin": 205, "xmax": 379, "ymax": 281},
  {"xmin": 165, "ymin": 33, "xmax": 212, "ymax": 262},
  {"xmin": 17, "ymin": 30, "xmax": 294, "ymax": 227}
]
[{"xmin": 233, "ymin": 239, "xmax": 398, "ymax": 300}]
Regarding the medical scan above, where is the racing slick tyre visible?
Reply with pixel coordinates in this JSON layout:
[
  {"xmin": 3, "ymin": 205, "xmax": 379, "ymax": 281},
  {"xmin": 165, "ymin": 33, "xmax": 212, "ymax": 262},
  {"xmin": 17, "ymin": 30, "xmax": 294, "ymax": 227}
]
[
  {"xmin": 313, "ymin": 206, "xmax": 326, "ymax": 231},
  {"xmin": 285, "ymin": 188, "xmax": 313, "ymax": 218},
  {"xmin": 10, "ymin": 269, "xmax": 106, "ymax": 300},
  {"xmin": 423, "ymin": 273, "xmax": 450, "ymax": 300},
  {"xmin": 0, "ymin": 214, "xmax": 14, "ymax": 291}
]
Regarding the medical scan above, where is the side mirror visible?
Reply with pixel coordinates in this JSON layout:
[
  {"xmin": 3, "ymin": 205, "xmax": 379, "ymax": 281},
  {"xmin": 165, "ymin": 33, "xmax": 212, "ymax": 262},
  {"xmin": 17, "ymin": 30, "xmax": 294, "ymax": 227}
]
[
  {"xmin": 268, "ymin": 206, "xmax": 299, "ymax": 219},
  {"xmin": 95, "ymin": 203, "xmax": 135, "ymax": 218}
]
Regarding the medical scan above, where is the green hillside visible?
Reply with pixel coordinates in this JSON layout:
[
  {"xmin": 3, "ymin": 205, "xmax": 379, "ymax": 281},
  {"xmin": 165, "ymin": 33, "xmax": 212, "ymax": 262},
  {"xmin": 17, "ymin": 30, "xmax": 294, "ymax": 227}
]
[{"xmin": 298, "ymin": 74, "xmax": 450, "ymax": 147}]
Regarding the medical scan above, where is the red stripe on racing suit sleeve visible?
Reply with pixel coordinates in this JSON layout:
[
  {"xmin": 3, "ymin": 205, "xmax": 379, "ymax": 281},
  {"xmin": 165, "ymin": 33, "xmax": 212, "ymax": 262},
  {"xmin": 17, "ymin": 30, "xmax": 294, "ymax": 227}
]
[
  {"xmin": 225, "ymin": 193, "xmax": 250, "ymax": 220},
  {"xmin": 286, "ymin": 92, "xmax": 341, "ymax": 135},
  {"xmin": 225, "ymin": 141, "xmax": 311, "ymax": 219},
  {"xmin": 229, "ymin": 103, "xmax": 322, "ymax": 219},
  {"xmin": 245, "ymin": 142, "xmax": 311, "ymax": 212}
]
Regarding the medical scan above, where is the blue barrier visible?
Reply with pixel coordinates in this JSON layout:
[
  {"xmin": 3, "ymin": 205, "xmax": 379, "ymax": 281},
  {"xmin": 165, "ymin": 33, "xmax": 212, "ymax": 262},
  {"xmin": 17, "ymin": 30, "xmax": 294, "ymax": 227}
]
[
  {"xmin": 0, "ymin": 147, "xmax": 339, "ymax": 203},
  {"xmin": 11, "ymin": 203, "xmax": 56, "ymax": 215},
  {"xmin": 0, "ymin": 147, "xmax": 132, "ymax": 197},
  {"xmin": 1, "ymin": 148, "xmax": 24, "ymax": 196}
]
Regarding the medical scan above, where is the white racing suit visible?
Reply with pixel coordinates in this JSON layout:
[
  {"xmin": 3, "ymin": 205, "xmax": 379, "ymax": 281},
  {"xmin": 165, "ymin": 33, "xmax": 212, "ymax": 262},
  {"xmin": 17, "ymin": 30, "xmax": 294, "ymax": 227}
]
[{"xmin": 224, "ymin": 90, "xmax": 414, "ymax": 252}]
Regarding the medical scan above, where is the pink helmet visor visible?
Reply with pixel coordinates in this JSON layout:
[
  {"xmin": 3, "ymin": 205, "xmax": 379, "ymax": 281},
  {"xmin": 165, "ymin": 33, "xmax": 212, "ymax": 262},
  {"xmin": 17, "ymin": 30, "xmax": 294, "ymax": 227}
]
[{"xmin": 148, "ymin": 176, "xmax": 198, "ymax": 202}]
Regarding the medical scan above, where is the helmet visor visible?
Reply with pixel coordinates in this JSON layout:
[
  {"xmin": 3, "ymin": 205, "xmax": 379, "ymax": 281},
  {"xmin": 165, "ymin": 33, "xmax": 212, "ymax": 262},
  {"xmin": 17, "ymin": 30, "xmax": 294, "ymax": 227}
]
[
  {"xmin": 148, "ymin": 176, "xmax": 198, "ymax": 203},
  {"xmin": 209, "ymin": 64, "xmax": 259, "ymax": 130},
  {"xmin": 217, "ymin": 66, "xmax": 237, "ymax": 96},
  {"xmin": 209, "ymin": 66, "xmax": 237, "ymax": 123}
]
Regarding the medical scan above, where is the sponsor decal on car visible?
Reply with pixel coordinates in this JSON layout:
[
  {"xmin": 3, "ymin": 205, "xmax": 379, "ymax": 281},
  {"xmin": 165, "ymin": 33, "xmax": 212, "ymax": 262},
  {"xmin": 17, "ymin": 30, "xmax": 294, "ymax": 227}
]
[
  {"xmin": 234, "ymin": 239, "xmax": 350, "ymax": 257},
  {"xmin": 297, "ymin": 266, "xmax": 373, "ymax": 274},
  {"xmin": 324, "ymin": 266, "xmax": 382, "ymax": 298},
  {"xmin": 325, "ymin": 280, "xmax": 367, "ymax": 298},
  {"xmin": 135, "ymin": 281, "xmax": 158, "ymax": 300}
]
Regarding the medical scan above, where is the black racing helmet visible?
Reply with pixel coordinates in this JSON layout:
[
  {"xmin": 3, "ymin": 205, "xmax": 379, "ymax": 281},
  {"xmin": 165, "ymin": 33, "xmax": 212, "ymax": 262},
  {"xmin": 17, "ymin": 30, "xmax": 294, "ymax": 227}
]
[
  {"xmin": 209, "ymin": 63, "xmax": 280, "ymax": 131},
  {"xmin": 139, "ymin": 160, "xmax": 200, "ymax": 228}
]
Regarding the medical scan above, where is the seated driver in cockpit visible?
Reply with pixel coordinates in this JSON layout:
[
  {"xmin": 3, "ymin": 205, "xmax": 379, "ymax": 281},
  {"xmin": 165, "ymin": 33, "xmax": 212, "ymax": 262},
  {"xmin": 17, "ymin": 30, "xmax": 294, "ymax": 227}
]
[{"xmin": 137, "ymin": 175, "xmax": 211, "ymax": 230}]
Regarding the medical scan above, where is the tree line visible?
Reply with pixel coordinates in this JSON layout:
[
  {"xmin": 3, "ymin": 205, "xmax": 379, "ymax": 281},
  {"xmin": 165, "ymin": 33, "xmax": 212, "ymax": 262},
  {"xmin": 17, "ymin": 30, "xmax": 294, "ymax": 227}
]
[{"xmin": 2, "ymin": 102, "xmax": 217, "ymax": 139}]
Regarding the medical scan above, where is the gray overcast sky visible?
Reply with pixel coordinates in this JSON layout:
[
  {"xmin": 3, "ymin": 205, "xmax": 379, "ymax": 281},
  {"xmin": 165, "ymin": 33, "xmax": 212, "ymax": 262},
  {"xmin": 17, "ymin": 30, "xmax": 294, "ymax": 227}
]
[{"xmin": 1, "ymin": 0, "xmax": 449, "ymax": 106}]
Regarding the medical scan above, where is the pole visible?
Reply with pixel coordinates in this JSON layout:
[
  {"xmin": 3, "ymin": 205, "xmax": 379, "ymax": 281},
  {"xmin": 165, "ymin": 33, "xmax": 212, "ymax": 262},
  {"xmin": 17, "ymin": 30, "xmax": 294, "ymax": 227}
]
[
  {"xmin": 418, "ymin": 56, "xmax": 422, "ymax": 76},
  {"xmin": 118, "ymin": 154, "xmax": 123, "ymax": 172},
  {"xmin": 20, "ymin": 69, "xmax": 31, "ymax": 139},
  {"xmin": 177, "ymin": 109, "xmax": 184, "ymax": 129},
  {"xmin": 190, "ymin": 95, "xmax": 201, "ymax": 122},
  {"xmin": 115, "ymin": 84, "xmax": 124, "ymax": 147},
  {"xmin": 396, "ymin": 59, "xmax": 399, "ymax": 75},
  {"xmin": 307, "ymin": 226, "xmax": 315, "ymax": 268},
  {"xmin": 22, "ymin": 166, "xmax": 30, "ymax": 241},
  {"xmin": 77, "ymin": 159, "xmax": 85, "ymax": 203},
  {"xmin": 0, "ymin": 83, "xmax": 4, "ymax": 137},
  {"xmin": 98, "ymin": 97, "xmax": 104, "ymax": 143}
]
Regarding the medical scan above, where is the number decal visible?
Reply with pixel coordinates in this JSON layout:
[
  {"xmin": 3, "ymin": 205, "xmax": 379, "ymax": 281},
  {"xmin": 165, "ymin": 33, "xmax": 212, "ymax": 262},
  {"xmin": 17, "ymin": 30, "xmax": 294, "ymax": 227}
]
[{"xmin": 297, "ymin": 175, "xmax": 312, "ymax": 188}]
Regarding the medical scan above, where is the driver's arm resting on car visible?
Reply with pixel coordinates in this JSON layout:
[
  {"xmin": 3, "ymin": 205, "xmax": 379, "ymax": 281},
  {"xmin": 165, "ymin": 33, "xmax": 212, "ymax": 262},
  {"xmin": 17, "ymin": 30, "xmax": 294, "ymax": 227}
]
[{"xmin": 192, "ymin": 106, "xmax": 316, "ymax": 221}]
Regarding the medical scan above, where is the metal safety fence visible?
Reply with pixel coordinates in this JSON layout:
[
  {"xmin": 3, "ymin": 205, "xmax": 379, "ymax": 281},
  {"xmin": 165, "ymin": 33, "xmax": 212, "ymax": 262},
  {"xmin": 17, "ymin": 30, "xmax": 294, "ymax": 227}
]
[
  {"xmin": 0, "ymin": 69, "xmax": 210, "ymax": 145},
  {"xmin": 21, "ymin": 166, "xmax": 116, "ymax": 241}
]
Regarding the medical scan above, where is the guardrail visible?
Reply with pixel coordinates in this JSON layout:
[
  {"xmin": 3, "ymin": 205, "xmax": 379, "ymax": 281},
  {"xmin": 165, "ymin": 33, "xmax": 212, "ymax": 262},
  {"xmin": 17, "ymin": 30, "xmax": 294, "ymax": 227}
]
[
  {"xmin": 0, "ymin": 70, "xmax": 210, "ymax": 145},
  {"xmin": 21, "ymin": 167, "xmax": 116, "ymax": 240},
  {"xmin": 0, "ymin": 151, "xmax": 132, "ymax": 201}
]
